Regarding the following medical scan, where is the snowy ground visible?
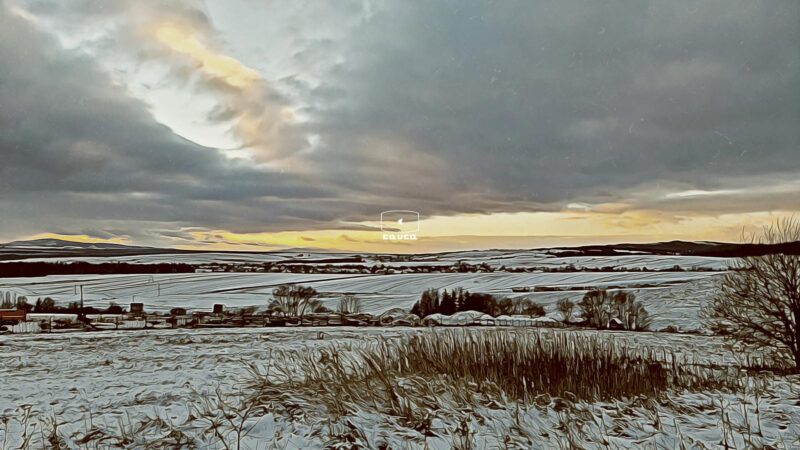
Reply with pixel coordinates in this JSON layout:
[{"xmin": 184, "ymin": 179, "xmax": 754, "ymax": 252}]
[
  {"xmin": 1, "ymin": 328, "xmax": 797, "ymax": 449},
  {"xmin": 5, "ymin": 254, "xmax": 795, "ymax": 448}
]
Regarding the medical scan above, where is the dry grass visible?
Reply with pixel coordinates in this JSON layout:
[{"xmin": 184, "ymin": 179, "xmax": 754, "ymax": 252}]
[{"xmin": 247, "ymin": 329, "xmax": 744, "ymax": 423}]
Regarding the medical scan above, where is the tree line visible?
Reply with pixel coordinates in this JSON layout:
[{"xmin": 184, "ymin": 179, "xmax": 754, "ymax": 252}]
[
  {"xmin": 410, "ymin": 288, "xmax": 545, "ymax": 317},
  {"xmin": 0, "ymin": 291, "xmax": 127, "ymax": 314},
  {"xmin": 0, "ymin": 262, "xmax": 195, "ymax": 278}
]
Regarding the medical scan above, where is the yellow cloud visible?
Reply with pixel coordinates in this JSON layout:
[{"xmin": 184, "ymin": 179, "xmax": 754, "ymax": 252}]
[
  {"xmin": 26, "ymin": 233, "xmax": 130, "ymax": 245},
  {"xmin": 151, "ymin": 23, "xmax": 301, "ymax": 162},
  {"xmin": 175, "ymin": 210, "xmax": 800, "ymax": 253},
  {"xmin": 155, "ymin": 25, "xmax": 260, "ymax": 88}
]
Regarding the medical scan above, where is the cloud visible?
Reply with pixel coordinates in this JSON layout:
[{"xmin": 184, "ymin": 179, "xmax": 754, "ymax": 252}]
[
  {"xmin": 664, "ymin": 189, "xmax": 743, "ymax": 200},
  {"xmin": 1, "ymin": 0, "xmax": 798, "ymax": 246},
  {"xmin": 0, "ymin": 3, "xmax": 334, "ymax": 242},
  {"xmin": 307, "ymin": 0, "xmax": 799, "ymax": 210}
]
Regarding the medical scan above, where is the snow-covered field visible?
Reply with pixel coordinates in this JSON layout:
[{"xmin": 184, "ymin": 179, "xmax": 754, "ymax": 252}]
[
  {"xmin": 2, "ymin": 270, "xmax": 723, "ymax": 330},
  {"xmin": 0, "ymin": 328, "xmax": 391, "ymax": 441},
  {"xmin": 7, "ymin": 249, "xmax": 735, "ymax": 270},
  {"xmin": 5, "ymin": 253, "xmax": 795, "ymax": 448},
  {"xmin": 1, "ymin": 328, "xmax": 797, "ymax": 448}
]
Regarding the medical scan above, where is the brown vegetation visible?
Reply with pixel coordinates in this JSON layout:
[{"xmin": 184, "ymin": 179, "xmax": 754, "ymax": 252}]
[
  {"xmin": 247, "ymin": 329, "xmax": 742, "ymax": 427},
  {"xmin": 579, "ymin": 290, "xmax": 652, "ymax": 331},
  {"xmin": 268, "ymin": 284, "xmax": 327, "ymax": 318},
  {"xmin": 410, "ymin": 288, "xmax": 545, "ymax": 318},
  {"xmin": 703, "ymin": 218, "xmax": 800, "ymax": 370}
]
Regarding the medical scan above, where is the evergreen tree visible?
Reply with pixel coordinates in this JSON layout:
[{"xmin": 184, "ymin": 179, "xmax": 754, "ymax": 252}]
[{"xmin": 440, "ymin": 289, "xmax": 456, "ymax": 315}]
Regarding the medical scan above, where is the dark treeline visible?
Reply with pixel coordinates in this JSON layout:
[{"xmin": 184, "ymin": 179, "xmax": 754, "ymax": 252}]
[
  {"xmin": 410, "ymin": 288, "xmax": 545, "ymax": 318},
  {"xmin": 0, "ymin": 291, "xmax": 127, "ymax": 315},
  {"xmin": 0, "ymin": 262, "xmax": 195, "ymax": 278}
]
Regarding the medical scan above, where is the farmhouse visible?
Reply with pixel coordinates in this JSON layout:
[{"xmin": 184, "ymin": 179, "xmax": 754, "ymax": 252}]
[{"xmin": 0, "ymin": 308, "xmax": 26, "ymax": 324}]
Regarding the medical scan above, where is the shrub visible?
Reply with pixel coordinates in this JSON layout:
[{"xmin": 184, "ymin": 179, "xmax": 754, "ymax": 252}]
[
  {"xmin": 33, "ymin": 297, "xmax": 57, "ymax": 312},
  {"xmin": 0, "ymin": 292, "xmax": 29, "ymax": 311},
  {"xmin": 578, "ymin": 290, "xmax": 652, "ymax": 331},
  {"xmin": 514, "ymin": 299, "xmax": 545, "ymax": 317},
  {"xmin": 106, "ymin": 302, "xmax": 126, "ymax": 314},
  {"xmin": 337, "ymin": 295, "xmax": 362, "ymax": 315},
  {"xmin": 556, "ymin": 298, "xmax": 574, "ymax": 322}
]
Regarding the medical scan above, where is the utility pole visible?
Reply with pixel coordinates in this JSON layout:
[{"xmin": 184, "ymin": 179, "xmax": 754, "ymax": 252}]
[{"xmin": 78, "ymin": 285, "xmax": 86, "ymax": 323}]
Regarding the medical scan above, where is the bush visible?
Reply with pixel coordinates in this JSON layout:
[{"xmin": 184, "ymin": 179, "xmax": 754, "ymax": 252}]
[
  {"xmin": 0, "ymin": 291, "xmax": 29, "ymax": 311},
  {"xmin": 106, "ymin": 302, "xmax": 126, "ymax": 314},
  {"xmin": 556, "ymin": 298, "xmax": 574, "ymax": 322},
  {"xmin": 337, "ymin": 295, "xmax": 362, "ymax": 314},
  {"xmin": 514, "ymin": 299, "xmax": 545, "ymax": 317},
  {"xmin": 578, "ymin": 290, "xmax": 652, "ymax": 331},
  {"xmin": 33, "ymin": 297, "xmax": 57, "ymax": 312}
]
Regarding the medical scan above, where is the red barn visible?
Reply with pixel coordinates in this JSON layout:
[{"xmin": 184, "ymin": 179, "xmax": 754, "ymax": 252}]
[{"xmin": 0, "ymin": 309, "xmax": 26, "ymax": 325}]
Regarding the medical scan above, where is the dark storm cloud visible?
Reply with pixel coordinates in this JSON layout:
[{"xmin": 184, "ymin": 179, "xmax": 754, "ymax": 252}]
[
  {"xmin": 1, "ymin": 0, "xmax": 798, "ymax": 244},
  {"xmin": 309, "ymin": 0, "xmax": 800, "ymax": 207},
  {"xmin": 0, "ymin": 4, "xmax": 339, "ymax": 241}
]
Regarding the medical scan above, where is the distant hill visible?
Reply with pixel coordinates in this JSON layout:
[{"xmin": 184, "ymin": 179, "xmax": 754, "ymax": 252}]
[
  {"xmin": 0, "ymin": 238, "xmax": 180, "ymax": 261},
  {"xmin": 1, "ymin": 237, "xmax": 799, "ymax": 262},
  {"xmin": 544, "ymin": 240, "xmax": 800, "ymax": 258},
  {"xmin": 1, "ymin": 238, "xmax": 147, "ymax": 251}
]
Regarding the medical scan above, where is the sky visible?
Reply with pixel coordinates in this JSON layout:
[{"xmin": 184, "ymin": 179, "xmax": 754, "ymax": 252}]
[{"xmin": 0, "ymin": 0, "xmax": 798, "ymax": 253}]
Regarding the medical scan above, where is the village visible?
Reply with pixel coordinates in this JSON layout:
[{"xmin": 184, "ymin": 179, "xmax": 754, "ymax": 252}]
[{"xmin": 0, "ymin": 295, "xmax": 565, "ymax": 335}]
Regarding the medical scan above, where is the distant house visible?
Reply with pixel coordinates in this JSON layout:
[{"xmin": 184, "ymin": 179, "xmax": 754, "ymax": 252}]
[{"xmin": 0, "ymin": 309, "xmax": 27, "ymax": 325}]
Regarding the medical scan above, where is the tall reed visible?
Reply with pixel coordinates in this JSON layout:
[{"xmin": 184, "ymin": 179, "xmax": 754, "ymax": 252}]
[{"xmin": 246, "ymin": 329, "xmax": 744, "ymax": 426}]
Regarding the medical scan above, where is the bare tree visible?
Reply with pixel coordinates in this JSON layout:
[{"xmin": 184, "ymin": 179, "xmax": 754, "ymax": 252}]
[
  {"xmin": 702, "ymin": 218, "xmax": 800, "ymax": 370},
  {"xmin": 269, "ymin": 285, "xmax": 320, "ymax": 318},
  {"xmin": 579, "ymin": 290, "xmax": 614, "ymax": 328},
  {"xmin": 513, "ymin": 299, "xmax": 545, "ymax": 317},
  {"xmin": 611, "ymin": 291, "xmax": 651, "ymax": 331},
  {"xmin": 337, "ymin": 295, "xmax": 362, "ymax": 315},
  {"xmin": 556, "ymin": 298, "xmax": 575, "ymax": 323},
  {"xmin": 578, "ymin": 290, "xmax": 652, "ymax": 331}
]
